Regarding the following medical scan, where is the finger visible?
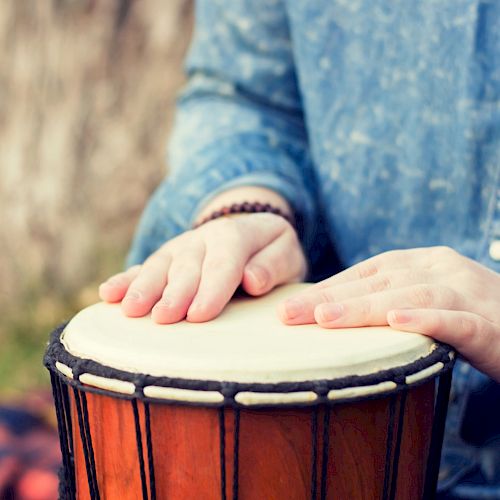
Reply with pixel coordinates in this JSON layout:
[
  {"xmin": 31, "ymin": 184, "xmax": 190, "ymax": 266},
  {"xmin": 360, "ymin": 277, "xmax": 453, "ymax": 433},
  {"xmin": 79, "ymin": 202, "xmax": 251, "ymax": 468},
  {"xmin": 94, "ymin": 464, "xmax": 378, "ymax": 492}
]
[
  {"xmin": 151, "ymin": 246, "xmax": 204, "ymax": 324},
  {"xmin": 313, "ymin": 284, "xmax": 465, "ymax": 328},
  {"xmin": 242, "ymin": 229, "xmax": 306, "ymax": 296},
  {"xmin": 186, "ymin": 250, "xmax": 244, "ymax": 323},
  {"xmin": 99, "ymin": 265, "xmax": 141, "ymax": 303},
  {"xmin": 306, "ymin": 247, "xmax": 451, "ymax": 293},
  {"xmin": 186, "ymin": 216, "xmax": 288, "ymax": 322},
  {"xmin": 278, "ymin": 269, "xmax": 434, "ymax": 325},
  {"xmin": 278, "ymin": 250, "xmax": 425, "ymax": 321},
  {"xmin": 388, "ymin": 309, "xmax": 500, "ymax": 382},
  {"xmin": 121, "ymin": 252, "xmax": 172, "ymax": 318}
]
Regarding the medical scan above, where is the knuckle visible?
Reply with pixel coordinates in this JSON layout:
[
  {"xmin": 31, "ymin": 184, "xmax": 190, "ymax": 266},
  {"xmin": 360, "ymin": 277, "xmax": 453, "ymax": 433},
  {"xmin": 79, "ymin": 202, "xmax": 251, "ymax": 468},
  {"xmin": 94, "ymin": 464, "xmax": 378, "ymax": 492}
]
[
  {"xmin": 317, "ymin": 288, "xmax": 335, "ymax": 304},
  {"xmin": 368, "ymin": 275, "xmax": 392, "ymax": 293},
  {"xmin": 411, "ymin": 285, "xmax": 435, "ymax": 308},
  {"xmin": 357, "ymin": 262, "xmax": 378, "ymax": 280},
  {"xmin": 411, "ymin": 285, "xmax": 458, "ymax": 309}
]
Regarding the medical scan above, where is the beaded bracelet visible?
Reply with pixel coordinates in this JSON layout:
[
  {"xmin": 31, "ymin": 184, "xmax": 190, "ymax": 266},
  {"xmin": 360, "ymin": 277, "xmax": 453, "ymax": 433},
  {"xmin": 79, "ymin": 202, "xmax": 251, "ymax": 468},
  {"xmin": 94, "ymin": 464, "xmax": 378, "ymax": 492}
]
[{"xmin": 193, "ymin": 201, "xmax": 295, "ymax": 229}]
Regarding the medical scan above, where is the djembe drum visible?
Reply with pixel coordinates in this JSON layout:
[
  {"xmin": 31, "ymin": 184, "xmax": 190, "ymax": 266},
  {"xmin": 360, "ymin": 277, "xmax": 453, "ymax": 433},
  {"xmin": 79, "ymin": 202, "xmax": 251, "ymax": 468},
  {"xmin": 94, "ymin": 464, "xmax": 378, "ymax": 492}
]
[{"xmin": 45, "ymin": 284, "xmax": 454, "ymax": 500}]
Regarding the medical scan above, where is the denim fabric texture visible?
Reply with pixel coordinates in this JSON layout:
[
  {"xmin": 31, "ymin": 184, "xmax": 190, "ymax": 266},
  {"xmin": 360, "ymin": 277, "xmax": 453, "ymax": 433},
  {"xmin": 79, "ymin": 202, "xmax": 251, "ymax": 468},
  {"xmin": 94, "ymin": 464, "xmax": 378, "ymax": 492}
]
[{"xmin": 127, "ymin": 1, "xmax": 500, "ymax": 497}]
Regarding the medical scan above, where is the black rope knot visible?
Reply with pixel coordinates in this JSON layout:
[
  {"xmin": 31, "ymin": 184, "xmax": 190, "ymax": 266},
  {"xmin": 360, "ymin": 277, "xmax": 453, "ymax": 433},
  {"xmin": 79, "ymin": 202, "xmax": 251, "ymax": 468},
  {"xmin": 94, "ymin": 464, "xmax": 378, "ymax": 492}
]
[
  {"xmin": 393, "ymin": 372, "xmax": 407, "ymax": 386},
  {"xmin": 312, "ymin": 380, "xmax": 329, "ymax": 397},
  {"xmin": 71, "ymin": 361, "xmax": 85, "ymax": 381},
  {"xmin": 220, "ymin": 383, "xmax": 237, "ymax": 399},
  {"xmin": 133, "ymin": 375, "xmax": 148, "ymax": 397}
]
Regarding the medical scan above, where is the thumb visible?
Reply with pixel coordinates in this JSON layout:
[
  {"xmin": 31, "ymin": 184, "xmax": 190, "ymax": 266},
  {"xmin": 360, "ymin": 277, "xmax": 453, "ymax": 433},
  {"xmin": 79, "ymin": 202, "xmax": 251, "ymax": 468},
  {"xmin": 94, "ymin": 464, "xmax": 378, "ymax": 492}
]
[{"xmin": 241, "ymin": 229, "xmax": 307, "ymax": 296}]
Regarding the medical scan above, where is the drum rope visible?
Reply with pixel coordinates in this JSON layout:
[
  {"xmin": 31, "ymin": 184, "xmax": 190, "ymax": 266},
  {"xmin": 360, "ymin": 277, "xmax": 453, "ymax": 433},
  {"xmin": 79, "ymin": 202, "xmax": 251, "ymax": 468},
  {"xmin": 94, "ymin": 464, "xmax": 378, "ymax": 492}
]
[
  {"xmin": 50, "ymin": 373, "xmax": 75, "ymax": 499},
  {"xmin": 45, "ymin": 325, "xmax": 455, "ymax": 408},
  {"xmin": 218, "ymin": 408, "xmax": 227, "ymax": 500},
  {"xmin": 80, "ymin": 391, "xmax": 100, "ymax": 498},
  {"xmin": 389, "ymin": 390, "xmax": 407, "ymax": 500},
  {"xmin": 320, "ymin": 406, "xmax": 331, "ymax": 500},
  {"xmin": 58, "ymin": 376, "xmax": 76, "ymax": 498},
  {"xmin": 310, "ymin": 408, "xmax": 319, "ymax": 499},
  {"xmin": 144, "ymin": 402, "xmax": 157, "ymax": 500},
  {"xmin": 60, "ymin": 377, "xmax": 75, "ymax": 464},
  {"xmin": 73, "ymin": 388, "xmax": 100, "ymax": 499},
  {"xmin": 382, "ymin": 395, "xmax": 397, "ymax": 500},
  {"xmin": 233, "ymin": 409, "xmax": 240, "ymax": 500},
  {"xmin": 132, "ymin": 399, "xmax": 150, "ymax": 500},
  {"xmin": 423, "ymin": 369, "xmax": 453, "ymax": 500},
  {"xmin": 53, "ymin": 375, "xmax": 71, "ymax": 498}
]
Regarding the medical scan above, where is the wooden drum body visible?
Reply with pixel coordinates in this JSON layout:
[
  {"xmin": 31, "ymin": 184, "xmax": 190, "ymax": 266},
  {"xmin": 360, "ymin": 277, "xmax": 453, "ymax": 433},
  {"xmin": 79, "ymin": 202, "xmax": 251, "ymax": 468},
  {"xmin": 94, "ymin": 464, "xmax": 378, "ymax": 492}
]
[{"xmin": 45, "ymin": 285, "xmax": 454, "ymax": 500}]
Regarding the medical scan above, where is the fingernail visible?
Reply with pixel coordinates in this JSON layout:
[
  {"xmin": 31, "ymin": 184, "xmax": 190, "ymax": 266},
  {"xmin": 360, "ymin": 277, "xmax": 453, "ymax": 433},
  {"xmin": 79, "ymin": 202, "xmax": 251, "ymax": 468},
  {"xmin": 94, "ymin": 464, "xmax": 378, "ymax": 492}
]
[
  {"xmin": 388, "ymin": 310, "xmax": 414, "ymax": 324},
  {"xmin": 247, "ymin": 265, "xmax": 268, "ymax": 289},
  {"xmin": 283, "ymin": 299, "xmax": 304, "ymax": 320},
  {"xmin": 316, "ymin": 303, "xmax": 344, "ymax": 323},
  {"xmin": 188, "ymin": 301, "xmax": 203, "ymax": 316},
  {"xmin": 123, "ymin": 290, "xmax": 143, "ymax": 302}
]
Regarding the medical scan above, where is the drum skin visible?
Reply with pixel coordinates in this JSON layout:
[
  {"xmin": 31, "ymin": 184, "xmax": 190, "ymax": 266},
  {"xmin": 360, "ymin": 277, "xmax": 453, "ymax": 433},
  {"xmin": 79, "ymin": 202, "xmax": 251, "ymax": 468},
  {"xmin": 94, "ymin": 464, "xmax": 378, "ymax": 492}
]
[{"xmin": 71, "ymin": 380, "xmax": 434, "ymax": 500}]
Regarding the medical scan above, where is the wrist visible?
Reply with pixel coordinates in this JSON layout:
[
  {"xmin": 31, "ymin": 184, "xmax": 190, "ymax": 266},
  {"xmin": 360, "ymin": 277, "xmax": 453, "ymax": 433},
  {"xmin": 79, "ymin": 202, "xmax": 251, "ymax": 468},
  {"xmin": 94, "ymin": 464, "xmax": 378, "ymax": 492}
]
[
  {"xmin": 194, "ymin": 201, "xmax": 294, "ymax": 229},
  {"xmin": 193, "ymin": 186, "xmax": 293, "ymax": 227}
]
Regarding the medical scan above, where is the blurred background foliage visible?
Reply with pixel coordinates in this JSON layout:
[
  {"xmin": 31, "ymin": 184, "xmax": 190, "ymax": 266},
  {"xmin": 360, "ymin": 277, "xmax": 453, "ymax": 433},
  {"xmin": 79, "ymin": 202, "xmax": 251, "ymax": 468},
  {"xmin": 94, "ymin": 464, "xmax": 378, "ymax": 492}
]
[{"xmin": 0, "ymin": 0, "xmax": 193, "ymax": 397}]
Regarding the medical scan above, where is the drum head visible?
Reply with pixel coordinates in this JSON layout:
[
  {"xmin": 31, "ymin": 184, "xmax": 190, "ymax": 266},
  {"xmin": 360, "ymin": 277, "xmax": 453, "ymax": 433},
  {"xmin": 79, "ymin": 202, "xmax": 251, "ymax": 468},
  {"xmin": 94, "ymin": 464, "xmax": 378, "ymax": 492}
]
[{"xmin": 61, "ymin": 284, "xmax": 437, "ymax": 384}]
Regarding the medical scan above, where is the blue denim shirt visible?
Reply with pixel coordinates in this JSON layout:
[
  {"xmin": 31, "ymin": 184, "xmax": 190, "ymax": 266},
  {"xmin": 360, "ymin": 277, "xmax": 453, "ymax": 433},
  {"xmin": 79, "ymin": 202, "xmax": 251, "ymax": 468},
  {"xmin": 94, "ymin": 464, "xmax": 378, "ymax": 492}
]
[{"xmin": 128, "ymin": 1, "xmax": 500, "ymax": 497}]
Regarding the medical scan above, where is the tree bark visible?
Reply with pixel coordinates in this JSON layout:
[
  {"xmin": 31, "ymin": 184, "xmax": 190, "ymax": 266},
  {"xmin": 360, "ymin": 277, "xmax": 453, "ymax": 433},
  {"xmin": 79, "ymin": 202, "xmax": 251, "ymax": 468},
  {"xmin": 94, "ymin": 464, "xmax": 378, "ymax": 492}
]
[{"xmin": 0, "ymin": 0, "xmax": 193, "ymax": 311}]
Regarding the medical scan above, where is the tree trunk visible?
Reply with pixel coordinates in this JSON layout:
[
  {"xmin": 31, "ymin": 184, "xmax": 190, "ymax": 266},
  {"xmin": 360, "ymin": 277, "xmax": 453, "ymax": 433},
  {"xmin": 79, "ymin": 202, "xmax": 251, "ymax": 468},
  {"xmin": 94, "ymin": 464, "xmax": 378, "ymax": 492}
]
[{"xmin": 0, "ymin": 0, "xmax": 193, "ymax": 312}]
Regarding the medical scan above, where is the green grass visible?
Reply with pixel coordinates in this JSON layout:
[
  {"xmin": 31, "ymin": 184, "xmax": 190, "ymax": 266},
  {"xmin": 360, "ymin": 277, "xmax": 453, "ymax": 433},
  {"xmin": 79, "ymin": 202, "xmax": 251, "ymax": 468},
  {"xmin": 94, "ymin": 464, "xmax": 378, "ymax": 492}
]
[
  {"xmin": 0, "ymin": 247, "xmax": 126, "ymax": 398},
  {"xmin": 0, "ymin": 289, "xmax": 86, "ymax": 397}
]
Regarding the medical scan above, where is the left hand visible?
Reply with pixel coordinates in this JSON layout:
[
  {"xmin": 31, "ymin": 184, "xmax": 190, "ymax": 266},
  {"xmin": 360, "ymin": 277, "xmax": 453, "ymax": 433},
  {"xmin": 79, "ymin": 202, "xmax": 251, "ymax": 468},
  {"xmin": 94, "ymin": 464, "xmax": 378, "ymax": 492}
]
[{"xmin": 277, "ymin": 246, "xmax": 500, "ymax": 382}]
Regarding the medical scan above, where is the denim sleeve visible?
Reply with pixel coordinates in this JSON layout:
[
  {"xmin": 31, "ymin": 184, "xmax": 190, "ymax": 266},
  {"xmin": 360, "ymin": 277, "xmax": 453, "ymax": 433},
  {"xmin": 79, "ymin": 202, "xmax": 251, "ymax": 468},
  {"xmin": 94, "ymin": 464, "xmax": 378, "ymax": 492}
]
[{"xmin": 127, "ymin": 0, "xmax": 317, "ymax": 267}]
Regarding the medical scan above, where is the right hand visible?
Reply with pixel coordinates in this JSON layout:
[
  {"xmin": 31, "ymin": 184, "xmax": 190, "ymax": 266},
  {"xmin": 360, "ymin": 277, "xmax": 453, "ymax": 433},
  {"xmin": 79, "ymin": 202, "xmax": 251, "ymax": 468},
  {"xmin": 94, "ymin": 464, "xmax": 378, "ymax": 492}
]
[{"xmin": 98, "ymin": 213, "xmax": 307, "ymax": 323}]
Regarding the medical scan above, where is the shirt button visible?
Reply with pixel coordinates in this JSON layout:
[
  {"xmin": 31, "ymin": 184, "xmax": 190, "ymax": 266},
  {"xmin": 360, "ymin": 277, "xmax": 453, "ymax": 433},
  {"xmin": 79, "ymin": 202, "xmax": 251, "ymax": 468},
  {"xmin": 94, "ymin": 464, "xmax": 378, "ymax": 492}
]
[{"xmin": 489, "ymin": 240, "xmax": 500, "ymax": 261}]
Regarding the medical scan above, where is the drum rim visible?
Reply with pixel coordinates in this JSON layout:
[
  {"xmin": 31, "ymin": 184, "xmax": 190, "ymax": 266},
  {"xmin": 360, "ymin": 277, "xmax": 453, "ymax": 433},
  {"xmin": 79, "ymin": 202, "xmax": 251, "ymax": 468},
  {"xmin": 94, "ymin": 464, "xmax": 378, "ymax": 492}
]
[{"xmin": 45, "ymin": 322, "xmax": 455, "ymax": 407}]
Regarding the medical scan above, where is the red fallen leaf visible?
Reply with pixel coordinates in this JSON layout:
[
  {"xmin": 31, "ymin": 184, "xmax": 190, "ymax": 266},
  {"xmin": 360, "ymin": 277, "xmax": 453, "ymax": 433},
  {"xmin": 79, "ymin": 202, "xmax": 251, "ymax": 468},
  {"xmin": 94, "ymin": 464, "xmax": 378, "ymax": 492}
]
[{"xmin": 17, "ymin": 469, "xmax": 59, "ymax": 500}]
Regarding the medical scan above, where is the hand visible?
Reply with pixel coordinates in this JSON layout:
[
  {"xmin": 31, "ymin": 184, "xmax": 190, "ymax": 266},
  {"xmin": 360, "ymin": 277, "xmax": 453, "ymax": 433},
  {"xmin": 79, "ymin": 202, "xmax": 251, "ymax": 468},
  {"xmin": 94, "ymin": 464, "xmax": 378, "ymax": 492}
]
[
  {"xmin": 278, "ymin": 247, "xmax": 500, "ymax": 382},
  {"xmin": 99, "ymin": 213, "xmax": 306, "ymax": 323}
]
